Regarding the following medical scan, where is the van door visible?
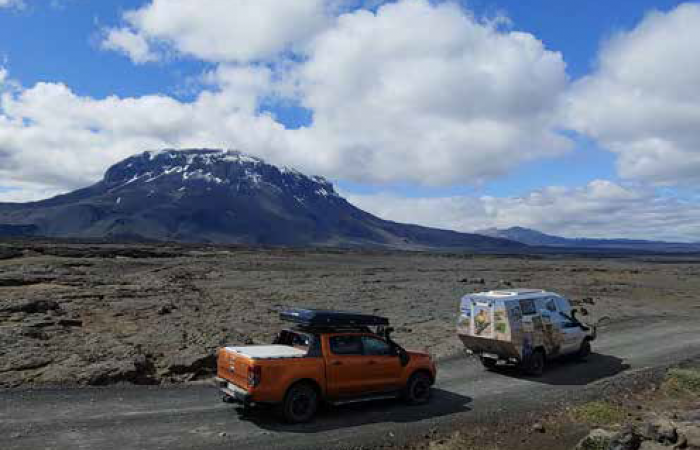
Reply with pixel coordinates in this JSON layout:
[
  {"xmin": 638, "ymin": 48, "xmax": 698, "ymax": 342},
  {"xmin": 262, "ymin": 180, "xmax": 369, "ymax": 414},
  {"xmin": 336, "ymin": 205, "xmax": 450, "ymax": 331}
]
[
  {"xmin": 537, "ymin": 297, "xmax": 562, "ymax": 355},
  {"xmin": 554, "ymin": 297, "xmax": 586, "ymax": 355},
  {"xmin": 559, "ymin": 320, "xmax": 586, "ymax": 354}
]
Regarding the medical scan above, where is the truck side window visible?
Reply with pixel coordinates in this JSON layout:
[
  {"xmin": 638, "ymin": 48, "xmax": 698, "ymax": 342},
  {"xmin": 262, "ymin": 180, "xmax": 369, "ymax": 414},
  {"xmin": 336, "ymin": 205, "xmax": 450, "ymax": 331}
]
[
  {"xmin": 361, "ymin": 337, "xmax": 392, "ymax": 356},
  {"xmin": 329, "ymin": 335, "xmax": 363, "ymax": 355}
]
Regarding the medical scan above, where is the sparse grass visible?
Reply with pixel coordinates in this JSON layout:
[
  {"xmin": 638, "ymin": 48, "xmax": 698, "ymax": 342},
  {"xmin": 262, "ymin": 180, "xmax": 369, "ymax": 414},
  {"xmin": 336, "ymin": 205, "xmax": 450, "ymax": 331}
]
[
  {"xmin": 662, "ymin": 367, "xmax": 700, "ymax": 396},
  {"xmin": 570, "ymin": 401, "xmax": 627, "ymax": 425}
]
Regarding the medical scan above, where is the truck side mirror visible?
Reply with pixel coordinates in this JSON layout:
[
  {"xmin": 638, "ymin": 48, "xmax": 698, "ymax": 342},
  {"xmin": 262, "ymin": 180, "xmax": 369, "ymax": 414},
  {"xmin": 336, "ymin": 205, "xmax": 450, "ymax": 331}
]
[{"xmin": 397, "ymin": 347, "xmax": 410, "ymax": 366}]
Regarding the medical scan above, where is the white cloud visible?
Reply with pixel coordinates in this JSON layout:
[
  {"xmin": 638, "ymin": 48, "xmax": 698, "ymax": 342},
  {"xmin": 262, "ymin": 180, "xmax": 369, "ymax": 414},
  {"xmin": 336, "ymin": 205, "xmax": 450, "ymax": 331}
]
[
  {"xmin": 2, "ymin": 0, "xmax": 574, "ymax": 201},
  {"xmin": 101, "ymin": 27, "xmax": 158, "ymax": 64},
  {"xmin": 103, "ymin": 0, "xmax": 330, "ymax": 63},
  {"xmin": 289, "ymin": 0, "xmax": 571, "ymax": 184},
  {"xmin": 564, "ymin": 3, "xmax": 700, "ymax": 186},
  {"xmin": 0, "ymin": 69, "xmax": 293, "ymax": 199},
  {"xmin": 345, "ymin": 180, "xmax": 700, "ymax": 242}
]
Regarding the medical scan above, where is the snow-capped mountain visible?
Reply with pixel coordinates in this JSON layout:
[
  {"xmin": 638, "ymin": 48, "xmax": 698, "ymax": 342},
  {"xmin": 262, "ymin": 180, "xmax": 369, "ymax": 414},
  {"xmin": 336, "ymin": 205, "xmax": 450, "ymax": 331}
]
[{"xmin": 0, "ymin": 149, "xmax": 522, "ymax": 249}]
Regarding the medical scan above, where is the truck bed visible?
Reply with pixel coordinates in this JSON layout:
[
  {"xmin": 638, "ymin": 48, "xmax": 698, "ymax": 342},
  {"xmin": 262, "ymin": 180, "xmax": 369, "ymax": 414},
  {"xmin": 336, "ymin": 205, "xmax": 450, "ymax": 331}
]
[{"xmin": 224, "ymin": 345, "xmax": 307, "ymax": 360}]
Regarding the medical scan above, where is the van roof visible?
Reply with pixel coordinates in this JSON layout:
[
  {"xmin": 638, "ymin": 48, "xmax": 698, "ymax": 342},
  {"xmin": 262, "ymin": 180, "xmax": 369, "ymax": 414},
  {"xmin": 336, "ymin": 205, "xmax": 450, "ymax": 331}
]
[{"xmin": 466, "ymin": 288, "xmax": 559, "ymax": 301}]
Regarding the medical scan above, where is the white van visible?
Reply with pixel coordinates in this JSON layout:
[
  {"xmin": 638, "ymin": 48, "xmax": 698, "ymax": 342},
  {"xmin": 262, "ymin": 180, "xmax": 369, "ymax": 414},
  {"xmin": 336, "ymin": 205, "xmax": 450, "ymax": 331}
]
[{"xmin": 457, "ymin": 289, "xmax": 595, "ymax": 376}]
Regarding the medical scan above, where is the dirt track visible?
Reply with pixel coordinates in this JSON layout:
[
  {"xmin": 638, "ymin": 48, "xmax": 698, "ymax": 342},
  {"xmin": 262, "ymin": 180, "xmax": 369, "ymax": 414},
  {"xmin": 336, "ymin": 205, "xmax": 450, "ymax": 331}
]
[{"xmin": 2, "ymin": 242, "xmax": 700, "ymax": 388}]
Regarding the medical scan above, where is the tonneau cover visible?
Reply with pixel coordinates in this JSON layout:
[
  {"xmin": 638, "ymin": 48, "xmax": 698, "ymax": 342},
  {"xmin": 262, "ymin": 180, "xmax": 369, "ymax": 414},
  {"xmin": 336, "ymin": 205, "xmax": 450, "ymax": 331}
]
[{"xmin": 225, "ymin": 345, "xmax": 307, "ymax": 359}]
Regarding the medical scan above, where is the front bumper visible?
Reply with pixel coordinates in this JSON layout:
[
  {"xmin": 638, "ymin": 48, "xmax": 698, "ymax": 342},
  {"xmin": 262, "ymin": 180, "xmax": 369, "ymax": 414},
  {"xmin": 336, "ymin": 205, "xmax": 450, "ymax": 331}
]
[{"xmin": 216, "ymin": 377, "xmax": 252, "ymax": 405}]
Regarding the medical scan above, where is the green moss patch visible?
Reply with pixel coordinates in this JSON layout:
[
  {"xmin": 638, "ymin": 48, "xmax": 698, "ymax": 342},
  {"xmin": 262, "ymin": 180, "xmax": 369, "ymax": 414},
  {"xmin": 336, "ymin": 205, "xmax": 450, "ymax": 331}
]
[
  {"xmin": 663, "ymin": 367, "xmax": 700, "ymax": 395},
  {"xmin": 570, "ymin": 401, "xmax": 627, "ymax": 425}
]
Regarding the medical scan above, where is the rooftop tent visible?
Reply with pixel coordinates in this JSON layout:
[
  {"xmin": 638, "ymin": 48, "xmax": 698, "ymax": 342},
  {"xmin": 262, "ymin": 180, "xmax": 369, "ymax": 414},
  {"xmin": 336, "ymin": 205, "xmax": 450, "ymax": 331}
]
[{"xmin": 280, "ymin": 308, "xmax": 389, "ymax": 328}]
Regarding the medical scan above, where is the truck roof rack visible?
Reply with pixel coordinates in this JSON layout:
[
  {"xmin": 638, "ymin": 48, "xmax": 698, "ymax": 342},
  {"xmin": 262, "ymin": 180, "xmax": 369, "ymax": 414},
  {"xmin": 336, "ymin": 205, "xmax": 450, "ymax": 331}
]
[{"xmin": 280, "ymin": 308, "xmax": 389, "ymax": 328}]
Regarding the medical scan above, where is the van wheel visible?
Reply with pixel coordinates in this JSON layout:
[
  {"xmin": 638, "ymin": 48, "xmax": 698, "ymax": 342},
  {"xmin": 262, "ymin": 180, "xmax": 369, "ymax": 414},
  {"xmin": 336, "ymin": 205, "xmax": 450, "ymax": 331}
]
[
  {"xmin": 281, "ymin": 383, "xmax": 318, "ymax": 424},
  {"xmin": 523, "ymin": 350, "xmax": 545, "ymax": 377},
  {"xmin": 480, "ymin": 357, "xmax": 498, "ymax": 371},
  {"xmin": 403, "ymin": 372, "xmax": 432, "ymax": 405},
  {"xmin": 577, "ymin": 340, "xmax": 592, "ymax": 360}
]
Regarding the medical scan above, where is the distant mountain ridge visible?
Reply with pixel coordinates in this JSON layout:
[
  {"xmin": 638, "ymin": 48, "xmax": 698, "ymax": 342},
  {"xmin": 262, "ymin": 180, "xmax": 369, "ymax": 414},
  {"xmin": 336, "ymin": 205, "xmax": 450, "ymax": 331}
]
[
  {"xmin": 0, "ymin": 149, "xmax": 523, "ymax": 250},
  {"xmin": 477, "ymin": 226, "xmax": 700, "ymax": 252}
]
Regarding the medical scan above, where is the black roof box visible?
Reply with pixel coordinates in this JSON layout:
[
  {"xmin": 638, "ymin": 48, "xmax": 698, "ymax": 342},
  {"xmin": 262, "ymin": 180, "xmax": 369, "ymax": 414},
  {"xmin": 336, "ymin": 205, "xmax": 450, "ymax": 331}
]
[{"xmin": 280, "ymin": 308, "xmax": 389, "ymax": 328}]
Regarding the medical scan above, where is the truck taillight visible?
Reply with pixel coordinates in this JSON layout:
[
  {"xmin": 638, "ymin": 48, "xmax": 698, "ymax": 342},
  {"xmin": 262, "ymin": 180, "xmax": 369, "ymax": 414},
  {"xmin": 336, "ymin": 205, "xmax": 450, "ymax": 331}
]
[{"xmin": 247, "ymin": 365, "xmax": 262, "ymax": 388}]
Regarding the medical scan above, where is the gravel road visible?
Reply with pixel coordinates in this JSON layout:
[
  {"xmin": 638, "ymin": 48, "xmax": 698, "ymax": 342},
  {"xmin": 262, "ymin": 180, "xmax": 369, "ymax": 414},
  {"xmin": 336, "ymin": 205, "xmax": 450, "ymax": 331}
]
[{"xmin": 3, "ymin": 315, "xmax": 700, "ymax": 450}]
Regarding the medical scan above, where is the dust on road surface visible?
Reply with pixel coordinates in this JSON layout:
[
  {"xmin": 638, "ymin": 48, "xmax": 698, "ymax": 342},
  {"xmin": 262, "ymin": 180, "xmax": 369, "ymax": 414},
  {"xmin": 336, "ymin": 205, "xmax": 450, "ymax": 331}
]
[{"xmin": 3, "ymin": 315, "xmax": 700, "ymax": 450}]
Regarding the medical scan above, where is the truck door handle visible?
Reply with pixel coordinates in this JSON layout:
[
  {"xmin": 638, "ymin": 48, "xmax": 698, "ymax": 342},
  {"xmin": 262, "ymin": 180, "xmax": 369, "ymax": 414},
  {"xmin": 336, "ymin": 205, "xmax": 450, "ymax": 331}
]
[{"xmin": 331, "ymin": 361, "xmax": 342, "ymax": 366}]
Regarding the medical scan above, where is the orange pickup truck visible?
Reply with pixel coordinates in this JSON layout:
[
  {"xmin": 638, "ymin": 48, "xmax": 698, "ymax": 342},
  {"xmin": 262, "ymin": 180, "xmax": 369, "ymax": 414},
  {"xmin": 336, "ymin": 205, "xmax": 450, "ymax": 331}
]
[{"xmin": 216, "ymin": 309, "xmax": 437, "ymax": 423}]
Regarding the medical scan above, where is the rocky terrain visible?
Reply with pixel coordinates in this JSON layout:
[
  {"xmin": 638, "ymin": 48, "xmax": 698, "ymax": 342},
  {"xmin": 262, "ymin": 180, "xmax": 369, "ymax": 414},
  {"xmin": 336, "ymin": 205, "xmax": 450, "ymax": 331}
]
[
  {"xmin": 415, "ymin": 362, "xmax": 700, "ymax": 450},
  {"xmin": 0, "ymin": 149, "xmax": 520, "ymax": 250},
  {"xmin": 2, "ymin": 240, "xmax": 700, "ymax": 389}
]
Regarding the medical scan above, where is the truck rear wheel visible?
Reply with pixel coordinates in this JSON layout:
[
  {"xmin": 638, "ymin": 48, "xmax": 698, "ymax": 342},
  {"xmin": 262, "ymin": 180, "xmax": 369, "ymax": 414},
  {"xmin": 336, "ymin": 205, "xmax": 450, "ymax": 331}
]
[
  {"xmin": 523, "ymin": 350, "xmax": 545, "ymax": 377},
  {"xmin": 403, "ymin": 372, "xmax": 432, "ymax": 405},
  {"xmin": 281, "ymin": 382, "xmax": 318, "ymax": 424}
]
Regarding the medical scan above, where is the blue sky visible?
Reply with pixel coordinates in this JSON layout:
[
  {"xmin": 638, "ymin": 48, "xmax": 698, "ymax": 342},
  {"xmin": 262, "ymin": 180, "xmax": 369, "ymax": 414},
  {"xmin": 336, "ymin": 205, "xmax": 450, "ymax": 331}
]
[{"xmin": 0, "ymin": 0, "xmax": 699, "ymax": 240}]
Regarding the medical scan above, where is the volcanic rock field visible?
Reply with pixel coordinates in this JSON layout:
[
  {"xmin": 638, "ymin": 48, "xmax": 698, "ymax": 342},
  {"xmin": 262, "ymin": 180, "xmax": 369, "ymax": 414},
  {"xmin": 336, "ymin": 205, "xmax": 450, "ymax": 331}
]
[{"xmin": 2, "ymin": 241, "xmax": 700, "ymax": 388}]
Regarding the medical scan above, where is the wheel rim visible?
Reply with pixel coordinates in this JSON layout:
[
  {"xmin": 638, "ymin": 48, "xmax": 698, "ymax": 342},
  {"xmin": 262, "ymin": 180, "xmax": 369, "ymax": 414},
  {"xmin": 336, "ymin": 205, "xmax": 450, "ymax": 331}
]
[
  {"xmin": 413, "ymin": 378, "xmax": 429, "ymax": 400},
  {"xmin": 532, "ymin": 354, "xmax": 544, "ymax": 373},
  {"xmin": 291, "ymin": 393, "xmax": 312, "ymax": 417}
]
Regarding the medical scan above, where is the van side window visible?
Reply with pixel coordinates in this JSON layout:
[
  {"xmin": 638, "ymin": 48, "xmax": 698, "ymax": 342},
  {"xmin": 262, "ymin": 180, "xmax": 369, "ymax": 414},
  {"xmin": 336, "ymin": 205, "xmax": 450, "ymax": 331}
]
[
  {"xmin": 329, "ymin": 335, "xmax": 363, "ymax": 355},
  {"xmin": 546, "ymin": 299, "xmax": 557, "ymax": 312},
  {"xmin": 555, "ymin": 297, "xmax": 572, "ymax": 314},
  {"xmin": 520, "ymin": 299, "xmax": 536, "ymax": 315}
]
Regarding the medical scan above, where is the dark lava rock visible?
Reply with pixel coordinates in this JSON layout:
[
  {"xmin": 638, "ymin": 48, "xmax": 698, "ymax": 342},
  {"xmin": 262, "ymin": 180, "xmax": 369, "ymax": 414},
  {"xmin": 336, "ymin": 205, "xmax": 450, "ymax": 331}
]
[
  {"xmin": 1, "ymin": 299, "xmax": 61, "ymax": 314},
  {"xmin": 163, "ymin": 351, "xmax": 217, "ymax": 379},
  {"xmin": 88, "ymin": 355, "xmax": 158, "ymax": 386},
  {"xmin": 58, "ymin": 318, "xmax": 83, "ymax": 327}
]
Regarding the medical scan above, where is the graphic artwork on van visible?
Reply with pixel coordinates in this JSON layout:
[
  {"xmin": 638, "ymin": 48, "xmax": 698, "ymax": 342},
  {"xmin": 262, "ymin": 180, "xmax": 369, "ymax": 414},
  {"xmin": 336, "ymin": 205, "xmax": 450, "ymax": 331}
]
[
  {"xmin": 494, "ymin": 310, "xmax": 507, "ymax": 334},
  {"xmin": 473, "ymin": 306, "xmax": 492, "ymax": 336},
  {"xmin": 540, "ymin": 314, "xmax": 561, "ymax": 353}
]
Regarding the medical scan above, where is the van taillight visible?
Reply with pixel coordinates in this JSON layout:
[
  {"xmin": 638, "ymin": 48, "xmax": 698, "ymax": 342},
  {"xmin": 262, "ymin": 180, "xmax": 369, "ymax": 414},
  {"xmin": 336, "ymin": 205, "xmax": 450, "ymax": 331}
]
[{"xmin": 248, "ymin": 365, "xmax": 262, "ymax": 387}]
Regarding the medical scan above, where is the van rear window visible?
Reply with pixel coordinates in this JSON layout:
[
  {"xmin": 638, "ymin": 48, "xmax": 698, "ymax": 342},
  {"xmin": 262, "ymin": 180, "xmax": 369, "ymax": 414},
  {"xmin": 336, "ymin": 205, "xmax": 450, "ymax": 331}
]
[{"xmin": 520, "ymin": 299, "xmax": 536, "ymax": 315}]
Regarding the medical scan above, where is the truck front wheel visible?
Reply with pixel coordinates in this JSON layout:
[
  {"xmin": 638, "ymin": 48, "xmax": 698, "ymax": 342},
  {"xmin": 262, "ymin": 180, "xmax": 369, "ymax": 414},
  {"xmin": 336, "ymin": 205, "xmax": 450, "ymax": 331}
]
[
  {"xmin": 403, "ymin": 372, "xmax": 432, "ymax": 405},
  {"xmin": 281, "ymin": 382, "xmax": 318, "ymax": 424}
]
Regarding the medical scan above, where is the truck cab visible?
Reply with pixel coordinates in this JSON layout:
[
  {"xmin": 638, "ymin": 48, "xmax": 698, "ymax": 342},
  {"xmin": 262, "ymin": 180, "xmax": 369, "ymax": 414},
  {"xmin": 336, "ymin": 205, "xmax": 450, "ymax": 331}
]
[
  {"xmin": 457, "ymin": 289, "xmax": 595, "ymax": 375},
  {"xmin": 216, "ymin": 309, "xmax": 437, "ymax": 423}
]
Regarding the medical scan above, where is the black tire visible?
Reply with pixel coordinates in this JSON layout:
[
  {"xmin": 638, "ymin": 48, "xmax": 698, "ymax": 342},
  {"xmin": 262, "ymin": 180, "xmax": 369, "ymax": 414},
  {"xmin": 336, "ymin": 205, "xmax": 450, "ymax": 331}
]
[
  {"xmin": 281, "ymin": 382, "xmax": 318, "ymax": 424},
  {"xmin": 576, "ymin": 340, "xmax": 592, "ymax": 360},
  {"xmin": 403, "ymin": 372, "xmax": 432, "ymax": 405},
  {"xmin": 480, "ymin": 357, "xmax": 498, "ymax": 371},
  {"xmin": 523, "ymin": 350, "xmax": 545, "ymax": 377}
]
